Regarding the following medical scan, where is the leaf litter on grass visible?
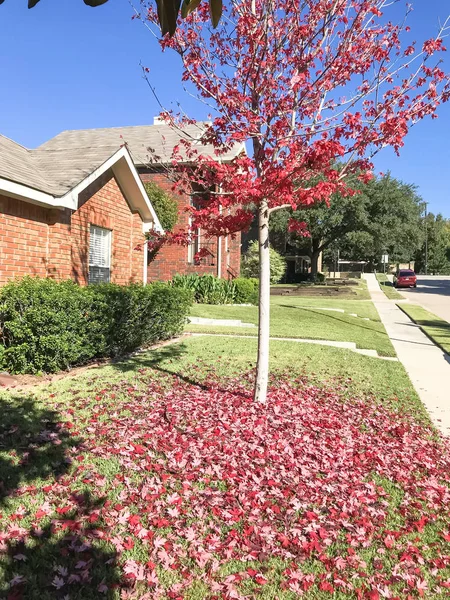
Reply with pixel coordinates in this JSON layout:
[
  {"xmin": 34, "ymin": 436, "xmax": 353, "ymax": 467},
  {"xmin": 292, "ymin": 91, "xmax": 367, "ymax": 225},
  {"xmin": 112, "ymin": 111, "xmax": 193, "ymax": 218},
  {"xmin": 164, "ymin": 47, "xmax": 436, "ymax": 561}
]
[{"xmin": 1, "ymin": 368, "xmax": 450, "ymax": 599}]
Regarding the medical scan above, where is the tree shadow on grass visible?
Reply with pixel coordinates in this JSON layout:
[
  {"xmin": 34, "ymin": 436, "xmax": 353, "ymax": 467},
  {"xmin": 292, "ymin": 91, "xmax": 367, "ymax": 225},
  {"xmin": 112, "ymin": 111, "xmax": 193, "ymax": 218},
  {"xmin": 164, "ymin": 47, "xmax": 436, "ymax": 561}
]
[
  {"xmin": 0, "ymin": 395, "xmax": 121, "ymax": 599},
  {"xmin": 109, "ymin": 341, "xmax": 250, "ymax": 397},
  {"xmin": 417, "ymin": 320, "xmax": 450, "ymax": 352},
  {"xmin": 379, "ymin": 280, "xmax": 396, "ymax": 289},
  {"xmin": 278, "ymin": 305, "xmax": 384, "ymax": 335},
  {"xmin": 0, "ymin": 397, "xmax": 74, "ymax": 503}
]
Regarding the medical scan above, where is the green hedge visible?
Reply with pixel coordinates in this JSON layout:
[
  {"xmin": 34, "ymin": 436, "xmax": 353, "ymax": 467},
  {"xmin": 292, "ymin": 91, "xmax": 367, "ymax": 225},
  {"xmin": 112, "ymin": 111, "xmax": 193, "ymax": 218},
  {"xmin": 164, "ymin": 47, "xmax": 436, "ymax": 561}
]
[
  {"xmin": 171, "ymin": 274, "xmax": 258, "ymax": 304},
  {"xmin": 233, "ymin": 277, "xmax": 259, "ymax": 304},
  {"xmin": 0, "ymin": 278, "xmax": 192, "ymax": 374}
]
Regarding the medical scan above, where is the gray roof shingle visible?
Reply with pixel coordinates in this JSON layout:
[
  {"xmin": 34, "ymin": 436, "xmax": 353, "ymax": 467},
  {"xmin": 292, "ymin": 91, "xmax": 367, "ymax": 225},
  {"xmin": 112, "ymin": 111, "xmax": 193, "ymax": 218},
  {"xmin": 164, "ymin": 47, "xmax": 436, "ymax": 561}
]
[
  {"xmin": 0, "ymin": 134, "xmax": 52, "ymax": 194},
  {"xmin": 0, "ymin": 123, "xmax": 244, "ymax": 197}
]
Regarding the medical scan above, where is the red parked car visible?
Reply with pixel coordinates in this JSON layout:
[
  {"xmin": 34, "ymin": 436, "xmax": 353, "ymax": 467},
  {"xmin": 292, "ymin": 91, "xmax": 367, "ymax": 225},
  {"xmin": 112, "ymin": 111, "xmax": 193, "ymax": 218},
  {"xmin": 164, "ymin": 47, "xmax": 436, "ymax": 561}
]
[{"xmin": 393, "ymin": 269, "xmax": 417, "ymax": 288}]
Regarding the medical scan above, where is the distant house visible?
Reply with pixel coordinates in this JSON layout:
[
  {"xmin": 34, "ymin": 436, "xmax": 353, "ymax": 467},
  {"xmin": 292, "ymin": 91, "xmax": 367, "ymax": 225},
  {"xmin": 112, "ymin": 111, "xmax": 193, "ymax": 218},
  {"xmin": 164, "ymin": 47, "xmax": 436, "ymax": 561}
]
[{"xmin": 0, "ymin": 120, "xmax": 243, "ymax": 286}]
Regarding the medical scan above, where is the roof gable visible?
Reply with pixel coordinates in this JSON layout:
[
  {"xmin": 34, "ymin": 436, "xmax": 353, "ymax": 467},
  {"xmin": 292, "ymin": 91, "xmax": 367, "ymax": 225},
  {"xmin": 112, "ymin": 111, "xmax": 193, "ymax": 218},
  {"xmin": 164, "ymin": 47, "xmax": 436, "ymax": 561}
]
[
  {"xmin": 0, "ymin": 144, "xmax": 163, "ymax": 233},
  {"xmin": 0, "ymin": 122, "xmax": 245, "ymax": 233}
]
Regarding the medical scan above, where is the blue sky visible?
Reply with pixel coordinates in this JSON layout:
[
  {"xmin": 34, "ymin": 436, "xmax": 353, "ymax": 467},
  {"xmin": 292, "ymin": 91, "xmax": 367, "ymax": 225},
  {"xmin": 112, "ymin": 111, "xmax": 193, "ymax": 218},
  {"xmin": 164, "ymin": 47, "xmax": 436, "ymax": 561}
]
[{"xmin": 0, "ymin": 0, "xmax": 449, "ymax": 216}]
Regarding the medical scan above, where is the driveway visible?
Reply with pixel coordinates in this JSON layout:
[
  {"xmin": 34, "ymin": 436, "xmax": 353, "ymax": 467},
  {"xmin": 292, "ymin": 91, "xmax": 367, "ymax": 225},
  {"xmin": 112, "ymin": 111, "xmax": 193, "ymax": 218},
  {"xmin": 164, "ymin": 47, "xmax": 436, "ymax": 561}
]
[{"xmin": 398, "ymin": 275, "xmax": 450, "ymax": 323}]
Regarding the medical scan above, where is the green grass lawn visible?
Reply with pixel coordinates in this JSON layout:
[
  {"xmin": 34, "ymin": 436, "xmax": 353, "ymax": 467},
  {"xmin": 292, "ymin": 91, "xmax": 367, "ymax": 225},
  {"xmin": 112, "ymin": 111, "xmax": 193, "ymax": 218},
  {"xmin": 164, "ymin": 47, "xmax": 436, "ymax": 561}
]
[
  {"xmin": 0, "ymin": 335, "xmax": 438, "ymax": 599},
  {"xmin": 397, "ymin": 303, "xmax": 450, "ymax": 355},
  {"xmin": 270, "ymin": 294, "xmax": 380, "ymax": 319},
  {"xmin": 376, "ymin": 273, "xmax": 404, "ymax": 300},
  {"xmin": 2, "ymin": 319, "xmax": 443, "ymax": 599},
  {"xmin": 14, "ymin": 336, "xmax": 419, "ymax": 418},
  {"xmin": 188, "ymin": 296, "xmax": 395, "ymax": 356},
  {"xmin": 110, "ymin": 336, "xmax": 424, "ymax": 419},
  {"xmin": 1, "ymin": 284, "xmax": 442, "ymax": 599}
]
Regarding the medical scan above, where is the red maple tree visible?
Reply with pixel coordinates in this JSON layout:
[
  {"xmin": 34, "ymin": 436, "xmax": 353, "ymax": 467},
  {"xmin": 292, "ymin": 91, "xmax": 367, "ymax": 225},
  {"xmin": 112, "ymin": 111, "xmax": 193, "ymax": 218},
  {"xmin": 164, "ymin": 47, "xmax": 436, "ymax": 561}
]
[{"xmin": 141, "ymin": 0, "xmax": 450, "ymax": 403}]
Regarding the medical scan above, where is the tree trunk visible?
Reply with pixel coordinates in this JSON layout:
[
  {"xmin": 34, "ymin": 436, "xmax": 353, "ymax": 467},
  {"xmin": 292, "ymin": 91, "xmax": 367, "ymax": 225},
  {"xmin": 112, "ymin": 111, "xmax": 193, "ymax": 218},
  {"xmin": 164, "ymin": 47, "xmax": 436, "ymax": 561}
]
[
  {"xmin": 254, "ymin": 200, "xmax": 270, "ymax": 404},
  {"xmin": 310, "ymin": 240, "xmax": 322, "ymax": 277}
]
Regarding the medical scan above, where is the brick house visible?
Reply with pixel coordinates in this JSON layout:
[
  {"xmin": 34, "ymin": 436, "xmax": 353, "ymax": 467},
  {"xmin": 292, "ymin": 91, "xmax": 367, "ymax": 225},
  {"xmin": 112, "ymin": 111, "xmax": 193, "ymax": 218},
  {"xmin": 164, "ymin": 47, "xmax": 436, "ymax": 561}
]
[{"xmin": 0, "ymin": 122, "xmax": 243, "ymax": 286}]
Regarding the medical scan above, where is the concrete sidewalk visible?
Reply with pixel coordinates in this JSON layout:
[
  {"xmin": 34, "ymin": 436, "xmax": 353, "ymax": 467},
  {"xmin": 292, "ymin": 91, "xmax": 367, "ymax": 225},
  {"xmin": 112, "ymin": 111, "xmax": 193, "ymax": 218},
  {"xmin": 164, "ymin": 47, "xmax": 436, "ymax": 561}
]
[{"xmin": 364, "ymin": 273, "xmax": 450, "ymax": 435}]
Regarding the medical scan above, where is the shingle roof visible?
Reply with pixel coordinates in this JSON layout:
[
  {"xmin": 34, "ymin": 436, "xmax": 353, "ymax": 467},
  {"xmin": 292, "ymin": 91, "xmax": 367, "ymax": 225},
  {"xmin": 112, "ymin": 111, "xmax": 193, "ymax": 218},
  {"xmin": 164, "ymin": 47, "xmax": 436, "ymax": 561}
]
[
  {"xmin": 0, "ymin": 135, "xmax": 52, "ymax": 194},
  {"xmin": 0, "ymin": 123, "xmax": 244, "ymax": 197}
]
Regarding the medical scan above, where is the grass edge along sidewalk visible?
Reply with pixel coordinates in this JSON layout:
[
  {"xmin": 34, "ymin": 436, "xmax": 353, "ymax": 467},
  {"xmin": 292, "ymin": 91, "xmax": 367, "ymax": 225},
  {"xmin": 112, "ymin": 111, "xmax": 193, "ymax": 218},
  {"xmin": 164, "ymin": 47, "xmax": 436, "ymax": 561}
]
[
  {"xmin": 397, "ymin": 302, "xmax": 450, "ymax": 356},
  {"xmin": 375, "ymin": 273, "xmax": 404, "ymax": 300},
  {"xmin": 188, "ymin": 296, "xmax": 396, "ymax": 357}
]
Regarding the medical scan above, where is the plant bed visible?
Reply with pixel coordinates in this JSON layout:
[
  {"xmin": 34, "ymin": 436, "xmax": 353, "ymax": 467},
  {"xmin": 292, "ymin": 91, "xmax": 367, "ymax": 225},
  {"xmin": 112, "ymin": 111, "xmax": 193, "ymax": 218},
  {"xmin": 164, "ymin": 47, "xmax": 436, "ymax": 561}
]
[
  {"xmin": 1, "ymin": 368, "xmax": 449, "ymax": 599},
  {"xmin": 271, "ymin": 287, "xmax": 360, "ymax": 298}
]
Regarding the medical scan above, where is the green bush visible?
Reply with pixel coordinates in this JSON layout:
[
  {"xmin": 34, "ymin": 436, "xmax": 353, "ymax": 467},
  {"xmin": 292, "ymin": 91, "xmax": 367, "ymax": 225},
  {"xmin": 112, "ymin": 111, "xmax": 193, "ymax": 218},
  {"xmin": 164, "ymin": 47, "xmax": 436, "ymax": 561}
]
[
  {"xmin": 241, "ymin": 240, "xmax": 286, "ymax": 284},
  {"xmin": 315, "ymin": 272, "xmax": 326, "ymax": 283},
  {"xmin": 171, "ymin": 274, "xmax": 258, "ymax": 305},
  {"xmin": 0, "ymin": 277, "xmax": 192, "ymax": 374},
  {"xmin": 233, "ymin": 277, "xmax": 259, "ymax": 304},
  {"xmin": 143, "ymin": 181, "xmax": 179, "ymax": 232},
  {"xmin": 0, "ymin": 278, "xmax": 99, "ymax": 374},
  {"xmin": 172, "ymin": 274, "xmax": 236, "ymax": 304},
  {"xmin": 90, "ymin": 283, "xmax": 192, "ymax": 356}
]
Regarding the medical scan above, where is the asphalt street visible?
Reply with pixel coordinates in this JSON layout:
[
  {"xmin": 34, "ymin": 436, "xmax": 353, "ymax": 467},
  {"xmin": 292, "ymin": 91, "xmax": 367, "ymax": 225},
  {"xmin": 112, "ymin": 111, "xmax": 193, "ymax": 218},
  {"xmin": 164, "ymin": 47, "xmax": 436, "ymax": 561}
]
[{"xmin": 398, "ymin": 275, "xmax": 450, "ymax": 323}]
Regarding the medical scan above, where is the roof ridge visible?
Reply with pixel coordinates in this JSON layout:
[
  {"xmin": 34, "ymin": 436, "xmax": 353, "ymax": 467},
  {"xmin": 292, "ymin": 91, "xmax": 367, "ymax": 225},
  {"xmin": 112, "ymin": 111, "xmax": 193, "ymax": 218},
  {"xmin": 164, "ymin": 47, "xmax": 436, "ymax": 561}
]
[
  {"xmin": 52, "ymin": 122, "xmax": 209, "ymax": 133},
  {"xmin": 40, "ymin": 121, "xmax": 210, "ymax": 139},
  {"xmin": 0, "ymin": 133, "xmax": 30, "ymax": 151}
]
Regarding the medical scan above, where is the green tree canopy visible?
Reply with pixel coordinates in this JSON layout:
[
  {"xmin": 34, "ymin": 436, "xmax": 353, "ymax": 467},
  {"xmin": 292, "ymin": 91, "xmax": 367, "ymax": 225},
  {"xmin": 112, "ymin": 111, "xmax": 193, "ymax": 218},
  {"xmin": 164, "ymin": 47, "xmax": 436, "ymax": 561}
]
[
  {"xmin": 242, "ymin": 241, "xmax": 286, "ymax": 284},
  {"xmin": 271, "ymin": 174, "xmax": 424, "ymax": 274},
  {"xmin": 414, "ymin": 213, "xmax": 450, "ymax": 275}
]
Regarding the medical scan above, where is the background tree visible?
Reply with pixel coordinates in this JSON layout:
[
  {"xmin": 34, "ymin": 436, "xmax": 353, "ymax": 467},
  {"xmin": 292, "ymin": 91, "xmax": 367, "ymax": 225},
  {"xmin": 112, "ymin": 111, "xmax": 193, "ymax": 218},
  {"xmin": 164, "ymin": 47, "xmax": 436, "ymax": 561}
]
[
  {"xmin": 141, "ymin": 0, "xmax": 450, "ymax": 403},
  {"xmin": 414, "ymin": 213, "xmax": 450, "ymax": 274},
  {"xmin": 274, "ymin": 174, "xmax": 424, "ymax": 275},
  {"xmin": 242, "ymin": 241, "xmax": 286, "ymax": 284}
]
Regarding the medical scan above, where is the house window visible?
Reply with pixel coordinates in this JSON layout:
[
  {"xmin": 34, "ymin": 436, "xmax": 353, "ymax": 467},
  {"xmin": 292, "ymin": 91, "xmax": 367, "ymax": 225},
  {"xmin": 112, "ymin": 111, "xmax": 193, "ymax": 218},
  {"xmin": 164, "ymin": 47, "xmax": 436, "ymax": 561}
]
[
  {"xmin": 188, "ymin": 195, "xmax": 201, "ymax": 264},
  {"xmin": 188, "ymin": 223, "xmax": 201, "ymax": 264},
  {"xmin": 89, "ymin": 225, "xmax": 111, "ymax": 284}
]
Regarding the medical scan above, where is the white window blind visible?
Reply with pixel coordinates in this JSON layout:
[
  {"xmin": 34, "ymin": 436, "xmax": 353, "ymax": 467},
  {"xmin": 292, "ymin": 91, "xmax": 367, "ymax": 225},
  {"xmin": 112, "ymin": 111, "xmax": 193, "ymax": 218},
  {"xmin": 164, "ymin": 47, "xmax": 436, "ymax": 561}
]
[
  {"xmin": 89, "ymin": 225, "xmax": 111, "ymax": 284},
  {"xmin": 188, "ymin": 195, "xmax": 201, "ymax": 264}
]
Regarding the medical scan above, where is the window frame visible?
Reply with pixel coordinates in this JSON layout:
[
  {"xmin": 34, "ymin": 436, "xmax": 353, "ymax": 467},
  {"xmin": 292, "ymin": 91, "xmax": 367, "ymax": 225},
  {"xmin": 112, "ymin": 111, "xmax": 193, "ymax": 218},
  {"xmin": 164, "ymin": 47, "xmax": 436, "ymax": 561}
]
[
  {"xmin": 188, "ymin": 195, "xmax": 201, "ymax": 264},
  {"xmin": 88, "ymin": 225, "xmax": 112, "ymax": 284}
]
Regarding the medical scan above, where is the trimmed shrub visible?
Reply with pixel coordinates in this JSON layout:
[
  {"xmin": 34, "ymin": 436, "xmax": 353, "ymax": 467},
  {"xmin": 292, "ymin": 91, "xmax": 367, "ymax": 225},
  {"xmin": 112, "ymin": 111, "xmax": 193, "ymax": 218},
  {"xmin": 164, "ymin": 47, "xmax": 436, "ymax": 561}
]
[
  {"xmin": 0, "ymin": 277, "xmax": 192, "ymax": 374},
  {"xmin": 241, "ymin": 240, "xmax": 286, "ymax": 284},
  {"xmin": 0, "ymin": 278, "xmax": 99, "ymax": 374},
  {"xmin": 90, "ymin": 282, "xmax": 192, "ymax": 356},
  {"xmin": 233, "ymin": 277, "xmax": 259, "ymax": 304}
]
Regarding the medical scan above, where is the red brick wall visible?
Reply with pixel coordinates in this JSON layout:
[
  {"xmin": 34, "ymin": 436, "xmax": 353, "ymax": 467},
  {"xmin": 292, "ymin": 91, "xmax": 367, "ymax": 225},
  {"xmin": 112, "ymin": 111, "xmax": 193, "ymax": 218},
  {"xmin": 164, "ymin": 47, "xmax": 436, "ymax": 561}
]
[
  {"xmin": 140, "ymin": 170, "xmax": 241, "ymax": 281},
  {"xmin": 0, "ymin": 169, "xmax": 241, "ymax": 287},
  {"xmin": 71, "ymin": 172, "xmax": 145, "ymax": 285},
  {"xmin": 0, "ymin": 171, "xmax": 145, "ymax": 286},
  {"xmin": 0, "ymin": 194, "xmax": 52, "ymax": 285},
  {"xmin": 47, "ymin": 208, "xmax": 72, "ymax": 280}
]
